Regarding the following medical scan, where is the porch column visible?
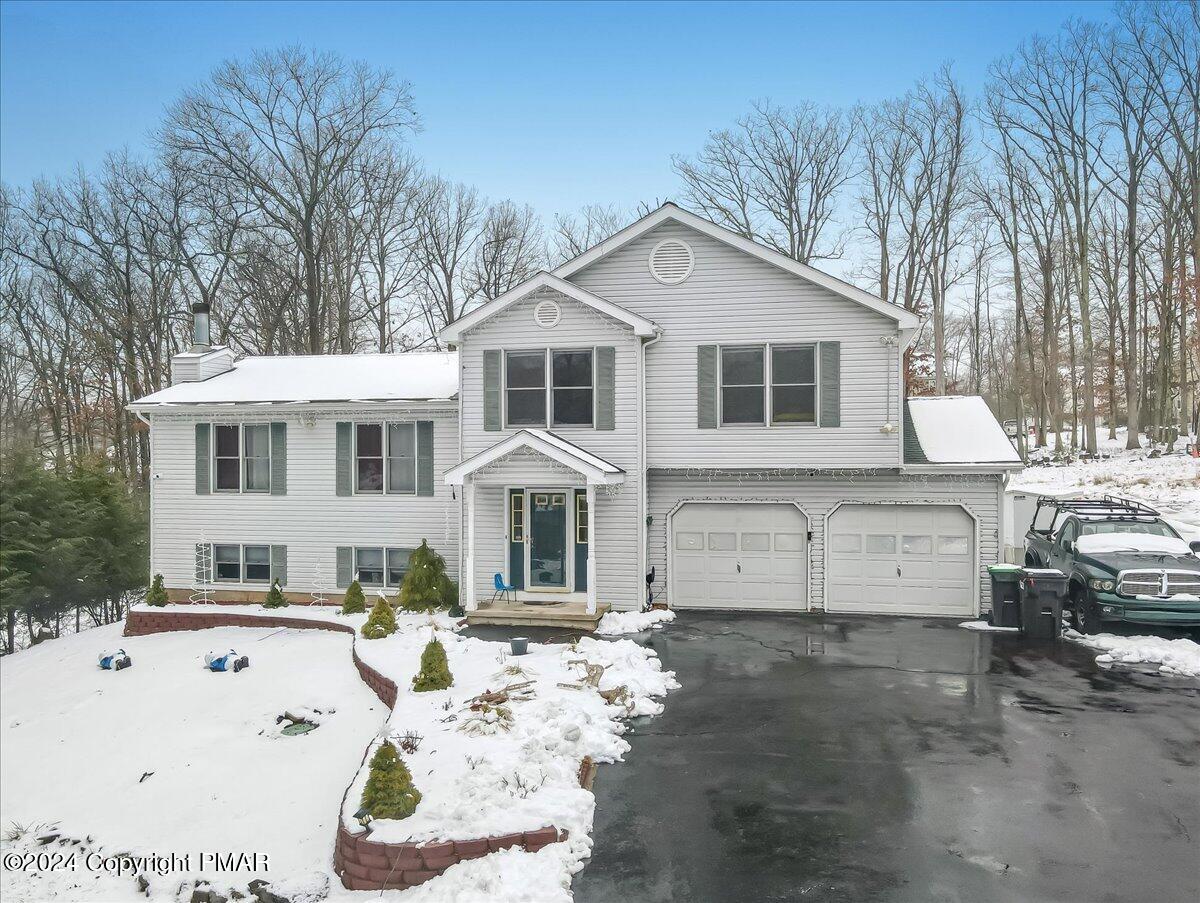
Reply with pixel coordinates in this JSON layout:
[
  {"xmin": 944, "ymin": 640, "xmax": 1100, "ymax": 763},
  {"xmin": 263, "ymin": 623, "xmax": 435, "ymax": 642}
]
[
  {"xmin": 464, "ymin": 477, "xmax": 477, "ymax": 611},
  {"xmin": 586, "ymin": 483, "xmax": 597, "ymax": 615}
]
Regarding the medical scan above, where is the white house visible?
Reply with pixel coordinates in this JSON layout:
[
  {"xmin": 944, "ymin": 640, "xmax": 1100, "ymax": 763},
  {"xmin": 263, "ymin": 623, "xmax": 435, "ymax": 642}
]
[{"xmin": 130, "ymin": 203, "xmax": 1022, "ymax": 624}]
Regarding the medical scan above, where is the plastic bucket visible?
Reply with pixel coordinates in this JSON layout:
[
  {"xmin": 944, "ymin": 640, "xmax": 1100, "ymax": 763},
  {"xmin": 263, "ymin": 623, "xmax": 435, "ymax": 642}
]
[{"xmin": 510, "ymin": 637, "xmax": 529, "ymax": 656}]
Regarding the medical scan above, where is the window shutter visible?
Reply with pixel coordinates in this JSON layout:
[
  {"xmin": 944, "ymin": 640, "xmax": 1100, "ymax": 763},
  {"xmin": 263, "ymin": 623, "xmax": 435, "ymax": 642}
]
[
  {"xmin": 335, "ymin": 422, "xmax": 352, "ymax": 496},
  {"xmin": 484, "ymin": 350, "xmax": 501, "ymax": 431},
  {"xmin": 195, "ymin": 423, "xmax": 211, "ymax": 494},
  {"xmin": 697, "ymin": 345, "xmax": 718, "ymax": 429},
  {"xmin": 596, "ymin": 346, "xmax": 616, "ymax": 430},
  {"xmin": 194, "ymin": 542, "xmax": 212, "ymax": 584},
  {"xmin": 270, "ymin": 422, "xmax": 287, "ymax": 495},
  {"xmin": 336, "ymin": 546, "xmax": 353, "ymax": 588},
  {"xmin": 820, "ymin": 342, "xmax": 841, "ymax": 427},
  {"xmin": 271, "ymin": 545, "xmax": 287, "ymax": 586},
  {"xmin": 416, "ymin": 420, "xmax": 435, "ymax": 496}
]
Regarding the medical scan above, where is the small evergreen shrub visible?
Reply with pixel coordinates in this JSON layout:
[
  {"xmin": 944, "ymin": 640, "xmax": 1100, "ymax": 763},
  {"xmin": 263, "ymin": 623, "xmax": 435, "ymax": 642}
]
[
  {"xmin": 412, "ymin": 637, "xmax": 453, "ymax": 691},
  {"xmin": 399, "ymin": 540, "xmax": 451, "ymax": 612},
  {"xmin": 360, "ymin": 740, "xmax": 421, "ymax": 820},
  {"xmin": 263, "ymin": 579, "xmax": 287, "ymax": 609},
  {"xmin": 442, "ymin": 577, "xmax": 462, "ymax": 617},
  {"xmin": 145, "ymin": 574, "xmax": 168, "ymax": 607},
  {"xmin": 341, "ymin": 580, "xmax": 366, "ymax": 614},
  {"xmin": 361, "ymin": 595, "xmax": 397, "ymax": 639}
]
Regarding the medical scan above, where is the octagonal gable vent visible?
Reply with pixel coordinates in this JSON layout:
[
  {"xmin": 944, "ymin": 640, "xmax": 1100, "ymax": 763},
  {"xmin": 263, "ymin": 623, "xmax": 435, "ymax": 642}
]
[
  {"xmin": 533, "ymin": 298, "xmax": 561, "ymax": 329},
  {"xmin": 649, "ymin": 239, "xmax": 694, "ymax": 285}
]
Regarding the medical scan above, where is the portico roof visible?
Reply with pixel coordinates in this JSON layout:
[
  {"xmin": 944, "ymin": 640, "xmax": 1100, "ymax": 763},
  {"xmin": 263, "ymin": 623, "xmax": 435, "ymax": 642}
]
[{"xmin": 444, "ymin": 429, "xmax": 626, "ymax": 486}]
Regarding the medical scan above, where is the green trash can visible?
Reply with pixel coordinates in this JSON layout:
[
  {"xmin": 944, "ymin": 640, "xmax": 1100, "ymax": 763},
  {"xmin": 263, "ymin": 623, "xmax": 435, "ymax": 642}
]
[{"xmin": 988, "ymin": 563, "xmax": 1023, "ymax": 628}]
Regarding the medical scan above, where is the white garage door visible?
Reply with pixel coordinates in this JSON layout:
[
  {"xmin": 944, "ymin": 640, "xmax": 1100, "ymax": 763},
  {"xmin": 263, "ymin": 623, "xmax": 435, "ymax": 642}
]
[
  {"xmin": 826, "ymin": 504, "xmax": 975, "ymax": 616},
  {"xmin": 672, "ymin": 503, "xmax": 807, "ymax": 610}
]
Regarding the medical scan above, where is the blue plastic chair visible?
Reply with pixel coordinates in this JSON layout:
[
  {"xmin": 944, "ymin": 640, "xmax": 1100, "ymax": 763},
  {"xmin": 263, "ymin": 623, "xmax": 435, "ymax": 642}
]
[{"xmin": 492, "ymin": 573, "xmax": 516, "ymax": 604}]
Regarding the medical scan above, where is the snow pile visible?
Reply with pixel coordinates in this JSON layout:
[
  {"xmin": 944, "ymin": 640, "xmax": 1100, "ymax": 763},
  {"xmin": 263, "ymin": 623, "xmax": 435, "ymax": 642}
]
[
  {"xmin": 1065, "ymin": 629, "xmax": 1200, "ymax": 679},
  {"xmin": 595, "ymin": 608, "xmax": 676, "ymax": 636},
  {"xmin": 958, "ymin": 620, "xmax": 1019, "ymax": 633},
  {"xmin": 1075, "ymin": 534, "xmax": 1193, "ymax": 556}
]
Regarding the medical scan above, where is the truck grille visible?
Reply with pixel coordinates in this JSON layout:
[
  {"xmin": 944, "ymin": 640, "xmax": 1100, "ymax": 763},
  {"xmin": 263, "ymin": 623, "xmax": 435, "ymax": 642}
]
[{"xmin": 1117, "ymin": 570, "xmax": 1200, "ymax": 599}]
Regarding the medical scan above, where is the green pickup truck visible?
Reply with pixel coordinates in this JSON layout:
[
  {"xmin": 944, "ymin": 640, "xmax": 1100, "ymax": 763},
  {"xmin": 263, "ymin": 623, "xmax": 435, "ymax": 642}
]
[{"xmin": 1024, "ymin": 496, "xmax": 1200, "ymax": 633}]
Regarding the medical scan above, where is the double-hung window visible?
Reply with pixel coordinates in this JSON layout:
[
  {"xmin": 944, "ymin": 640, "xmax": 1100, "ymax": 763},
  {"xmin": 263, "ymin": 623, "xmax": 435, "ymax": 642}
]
[
  {"xmin": 214, "ymin": 424, "xmax": 270, "ymax": 492},
  {"xmin": 718, "ymin": 343, "xmax": 817, "ymax": 426},
  {"xmin": 386, "ymin": 424, "xmax": 416, "ymax": 493},
  {"xmin": 505, "ymin": 352, "xmax": 547, "ymax": 426},
  {"xmin": 213, "ymin": 543, "xmax": 272, "ymax": 583},
  {"xmin": 552, "ymin": 351, "xmax": 593, "ymax": 426},
  {"xmin": 720, "ymin": 347, "xmax": 765, "ymax": 424},
  {"xmin": 355, "ymin": 424, "xmax": 384, "ymax": 492},
  {"xmin": 353, "ymin": 546, "xmax": 411, "ymax": 588},
  {"xmin": 771, "ymin": 345, "xmax": 816, "ymax": 424},
  {"xmin": 504, "ymin": 349, "xmax": 595, "ymax": 428}
]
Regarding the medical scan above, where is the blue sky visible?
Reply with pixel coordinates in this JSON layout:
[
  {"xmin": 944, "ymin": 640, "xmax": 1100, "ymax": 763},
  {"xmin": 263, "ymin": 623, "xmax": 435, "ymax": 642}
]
[{"xmin": 2, "ymin": 0, "xmax": 1117, "ymax": 223}]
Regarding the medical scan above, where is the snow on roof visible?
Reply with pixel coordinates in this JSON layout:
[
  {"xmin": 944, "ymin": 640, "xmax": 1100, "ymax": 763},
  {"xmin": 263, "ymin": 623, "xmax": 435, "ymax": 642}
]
[
  {"xmin": 131, "ymin": 352, "xmax": 458, "ymax": 407},
  {"xmin": 905, "ymin": 396, "xmax": 1022, "ymax": 466}
]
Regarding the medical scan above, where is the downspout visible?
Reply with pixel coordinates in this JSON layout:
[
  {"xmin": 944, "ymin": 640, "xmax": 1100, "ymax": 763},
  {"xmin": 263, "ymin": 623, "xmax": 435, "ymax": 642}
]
[
  {"xmin": 135, "ymin": 410, "xmax": 154, "ymax": 586},
  {"xmin": 639, "ymin": 329, "xmax": 663, "ymax": 609}
]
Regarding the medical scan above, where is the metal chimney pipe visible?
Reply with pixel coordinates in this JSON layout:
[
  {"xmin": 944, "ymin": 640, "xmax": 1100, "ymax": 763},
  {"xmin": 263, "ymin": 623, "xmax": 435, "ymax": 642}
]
[{"xmin": 191, "ymin": 301, "xmax": 211, "ymax": 352}]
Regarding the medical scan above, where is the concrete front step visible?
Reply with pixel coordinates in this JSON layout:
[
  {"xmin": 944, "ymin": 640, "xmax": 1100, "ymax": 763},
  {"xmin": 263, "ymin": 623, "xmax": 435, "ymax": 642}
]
[{"xmin": 466, "ymin": 602, "xmax": 608, "ymax": 631}]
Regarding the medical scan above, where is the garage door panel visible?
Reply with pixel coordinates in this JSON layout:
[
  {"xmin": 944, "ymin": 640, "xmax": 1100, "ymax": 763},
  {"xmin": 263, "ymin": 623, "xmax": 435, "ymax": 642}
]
[
  {"xmin": 827, "ymin": 504, "xmax": 975, "ymax": 617},
  {"xmin": 672, "ymin": 503, "xmax": 808, "ymax": 611}
]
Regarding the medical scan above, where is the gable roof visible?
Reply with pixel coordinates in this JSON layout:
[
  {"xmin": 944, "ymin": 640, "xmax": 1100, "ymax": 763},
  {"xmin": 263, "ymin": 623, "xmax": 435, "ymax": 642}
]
[
  {"xmin": 129, "ymin": 352, "xmax": 458, "ymax": 408},
  {"xmin": 903, "ymin": 396, "xmax": 1022, "ymax": 467},
  {"xmin": 553, "ymin": 203, "xmax": 921, "ymax": 331},
  {"xmin": 443, "ymin": 429, "xmax": 626, "ymax": 486},
  {"xmin": 439, "ymin": 272, "xmax": 659, "ymax": 343}
]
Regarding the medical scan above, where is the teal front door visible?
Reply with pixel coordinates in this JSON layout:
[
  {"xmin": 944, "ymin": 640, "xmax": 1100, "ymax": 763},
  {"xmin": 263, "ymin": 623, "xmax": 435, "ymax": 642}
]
[{"xmin": 528, "ymin": 491, "xmax": 568, "ymax": 589}]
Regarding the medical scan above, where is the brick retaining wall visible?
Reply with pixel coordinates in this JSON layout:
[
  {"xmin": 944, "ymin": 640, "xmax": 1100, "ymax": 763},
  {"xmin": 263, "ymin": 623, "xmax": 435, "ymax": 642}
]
[
  {"xmin": 122, "ymin": 605, "xmax": 569, "ymax": 891},
  {"xmin": 335, "ymin": 823, "xmax": 569, "ymax": 892}
]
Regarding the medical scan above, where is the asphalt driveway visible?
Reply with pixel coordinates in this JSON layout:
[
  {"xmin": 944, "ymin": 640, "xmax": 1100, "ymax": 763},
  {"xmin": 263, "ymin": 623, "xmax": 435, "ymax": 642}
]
[{"xmin": 572, "ymin": 613, "xmax": 1200, "ymax": 903}]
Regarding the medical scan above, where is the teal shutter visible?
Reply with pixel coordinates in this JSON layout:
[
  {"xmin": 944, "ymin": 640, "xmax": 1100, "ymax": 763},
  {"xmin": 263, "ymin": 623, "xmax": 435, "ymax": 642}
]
[
  {"xmin": 194, "ymin": 542, "xmax": 211, "ymax": 583},
  {"xmin": 416, "ymin": 420, "xmax": 434, "ymax": 496},
  {"xmin": 595, "ymin": 346, "xmax": 615, "ymax": 430},
  {"xmin": 336, "ymin": 546, "xmax": 353, "ymax": 588},
  {"xmin": 697, "ymin": 345, "xmax": 718, "ymax": 429},
  {"xmin": 270, "ymin": 545, "xmax": 287, "ymax": 585},
  {"xmin": 335, "ymin": 422, "xmax": 352, "ymax": 496},
  {"xmin": 195, "ymin": 423, "xmax": 211, "ymax": 494},
  {"xmin": 819, "ymin": 342, "xmax": 841, "ymax": 427},
  {"xmin": 270, "ymin": 422, "xmax": 287, "ymax": 495},
  {"xmin": 484, "ymin": 350, "xmax": 501, "ymax": 431}
]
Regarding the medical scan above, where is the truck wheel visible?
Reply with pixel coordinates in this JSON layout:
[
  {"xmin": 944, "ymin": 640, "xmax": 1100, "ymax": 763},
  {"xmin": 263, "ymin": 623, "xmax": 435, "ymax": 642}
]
[
  {"xmin": 1071, "ymin": 587, "xmax": 1102, "ymax": 635},
  {"xmin": 1024, "ymin": 551, "xmax": 1040, "ymax": 568}
]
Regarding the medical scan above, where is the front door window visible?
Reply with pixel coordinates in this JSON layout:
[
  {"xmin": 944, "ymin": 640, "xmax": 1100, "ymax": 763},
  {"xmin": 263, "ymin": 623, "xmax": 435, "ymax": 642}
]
[{"xmin": 528, "ymin": 492, "xmax": 567, "ymax": 589}]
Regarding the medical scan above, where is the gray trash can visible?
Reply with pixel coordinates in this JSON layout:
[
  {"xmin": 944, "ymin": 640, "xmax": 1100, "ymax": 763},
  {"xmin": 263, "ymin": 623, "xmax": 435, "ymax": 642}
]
[
  {"xmin": 988, "ymin": 564, "xmax": 1023, "ymax": 628},
  {"xmin": 1019, "ymin": 568, "xmax": 1069, "ymax": 639}
]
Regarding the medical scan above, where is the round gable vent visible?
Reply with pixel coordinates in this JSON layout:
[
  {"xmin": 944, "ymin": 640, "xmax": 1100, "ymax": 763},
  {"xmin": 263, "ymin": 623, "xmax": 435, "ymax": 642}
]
[
  {"xmin": 649, "ymin": 238, "xmax": 694, "ymax": 285},
  {"xmin": 533, "ymin": 298, "xmax": 561, "ymax": 329}
]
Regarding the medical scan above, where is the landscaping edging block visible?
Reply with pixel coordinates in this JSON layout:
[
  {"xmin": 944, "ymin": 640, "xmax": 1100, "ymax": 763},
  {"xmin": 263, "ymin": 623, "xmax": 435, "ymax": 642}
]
[{"xmin": 333, "ymin": 823, "xmax": 569, "ymax": 891}]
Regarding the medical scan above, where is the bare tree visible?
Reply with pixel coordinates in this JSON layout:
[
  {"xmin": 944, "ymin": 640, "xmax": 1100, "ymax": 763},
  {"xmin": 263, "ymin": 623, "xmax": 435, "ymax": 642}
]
[{"xmin": 161, "ymin": 47, "xmax": 418, "ymax": 353}]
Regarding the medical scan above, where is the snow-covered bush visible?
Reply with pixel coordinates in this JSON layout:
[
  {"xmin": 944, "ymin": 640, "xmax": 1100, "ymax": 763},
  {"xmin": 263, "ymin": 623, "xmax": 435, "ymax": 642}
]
[
  {"xmin": 145, "ymin": 573, "xmax": 168, "ymax": 607},
  {"xmin": 361, "ymin": 596, "xmax": 397, "ymax": 639},
  {"xmin": 412, "ymin": 637, "xmax": 453, "ymax": 691},
  {"xmin": 341, "ymin": 580, "xmax": 366, "ymax": 614},
  {"xmin": 263, "ymin": 579, "xmax": 287, "ymax": 609},
  {"xmin": 399, "ymin": 540, "xmax": 453, "ymax": 612},
  {"xmin": 360, "ymin": 741, "xmax": 421, "ymax": 820}
]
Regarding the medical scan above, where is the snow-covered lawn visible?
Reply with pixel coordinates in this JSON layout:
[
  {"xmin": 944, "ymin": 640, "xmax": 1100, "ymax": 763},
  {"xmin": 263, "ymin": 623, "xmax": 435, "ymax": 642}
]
[
  {"xmin": 1065, "ymin": 629, "xmax": 1200, "ymax": 679},
  {"xmin": 0, "ymin": 607, "xmax": 679, "ymax": 902},
  {"xmin": 0, "ymin": 621, "xmax": 383, "ymax": 902}
]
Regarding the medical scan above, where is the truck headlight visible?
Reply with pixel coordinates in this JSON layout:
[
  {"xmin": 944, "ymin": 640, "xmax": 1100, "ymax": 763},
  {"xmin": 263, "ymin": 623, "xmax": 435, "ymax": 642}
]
[{"xmin": 1089, "ymin": 578, "xmax": 1116, "ymax": 592}]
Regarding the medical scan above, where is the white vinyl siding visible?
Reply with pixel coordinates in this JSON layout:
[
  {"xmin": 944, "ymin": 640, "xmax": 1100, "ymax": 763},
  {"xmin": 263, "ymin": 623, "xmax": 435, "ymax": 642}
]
[
  {"xmin": 569, "ymin": 221, "xmax": 903, "ymax": 468},
  {"xmin": 458, "ymin": 288, "xmax": 641, "ymax": 610},
  {"xmin": 148, "ymin": 407, "xmax": 458, "ymax": 596}
]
